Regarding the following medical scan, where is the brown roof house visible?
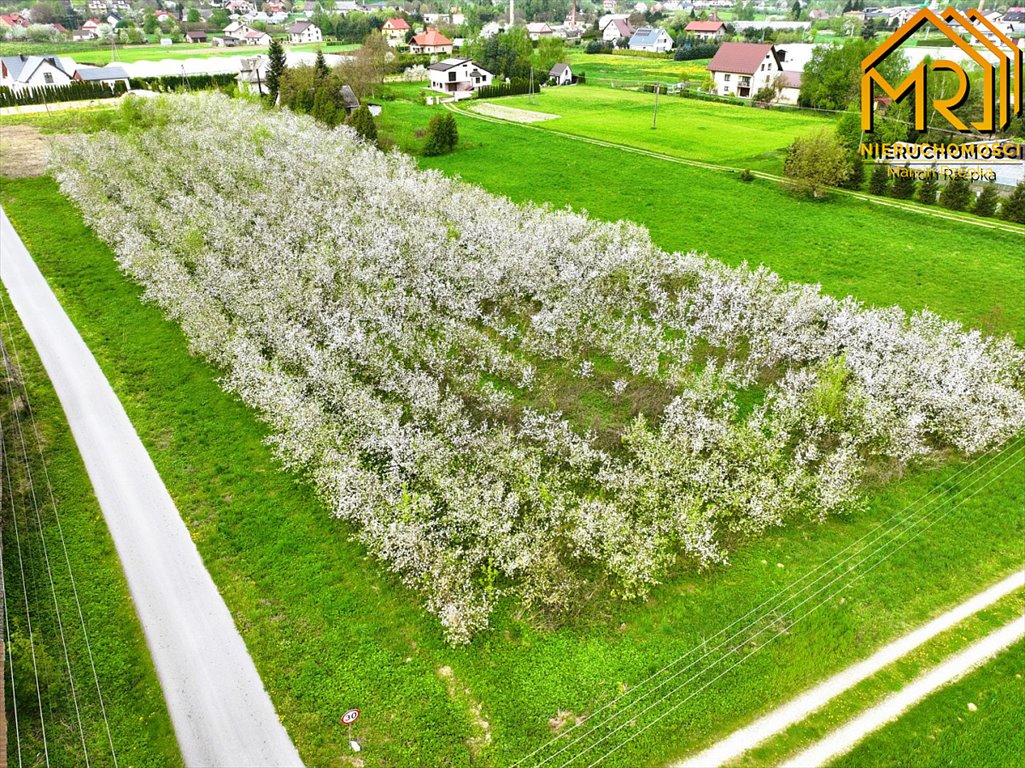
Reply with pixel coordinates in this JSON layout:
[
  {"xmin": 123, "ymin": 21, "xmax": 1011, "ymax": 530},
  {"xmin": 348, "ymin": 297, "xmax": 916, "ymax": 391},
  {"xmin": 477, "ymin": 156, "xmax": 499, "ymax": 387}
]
[
  {"xmin": 409, "ymin": 29, "xmax": 453, "ymax": 55},
  {"xmin": 707, "ymin": 42, "xmax": 785, "ymax": 100},
  {"xmin": 685, "ymin": 20, "xmax": 726, "ymax": 40}
]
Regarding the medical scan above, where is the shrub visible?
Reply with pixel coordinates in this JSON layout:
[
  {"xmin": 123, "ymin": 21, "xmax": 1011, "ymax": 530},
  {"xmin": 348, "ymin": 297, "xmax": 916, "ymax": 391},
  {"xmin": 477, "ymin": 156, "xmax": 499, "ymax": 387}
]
[
  {"xmin": 890, "ymin": 165, "xmax": 916, "ymax": 199},
  {"xmin": 917, "ymin": 170, "xmax": 939, "ymax": 204},
  {"xmin": 783, "ymin": 129, "xmax": 851, "ymax": 198},
  {"xmin": 972, "ymin": 184, "xmax": 999, "ymax": 218},
  {"xmin": 738, "ymin": 168, "xmax": 755, "ymax": 182},
  {"xmin": 347, "ymin": 103, "xmax": 377, "ymax": 142},
  {"xmin": 868, "ymin": 163, "xmax": 889, "ymax": 196},
  {"xmin": 838, "ymin": 151, "xmax": 864, "ymax": 190},
  {"xmin": 939, "ymin": 174, "xmax": 972, "ymax": 211},
  {"xmin": 423, "ymin": 112, "xmax": 458, "ymax": 156},
  {"xmin": 1001, "ymin": 180, "xmax": 1025, "ymax": 223}
]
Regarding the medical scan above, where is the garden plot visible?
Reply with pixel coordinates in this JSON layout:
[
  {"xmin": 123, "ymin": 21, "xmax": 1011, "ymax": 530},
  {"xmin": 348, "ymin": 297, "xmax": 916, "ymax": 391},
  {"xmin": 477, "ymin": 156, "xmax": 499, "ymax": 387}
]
[
  {"xmin": 470, "ymin": 102, "xmax": 561, "ymax": 123},
  {"xmin": 54, "ymin": 94, "xmax": 1025, "ymax": 645}
]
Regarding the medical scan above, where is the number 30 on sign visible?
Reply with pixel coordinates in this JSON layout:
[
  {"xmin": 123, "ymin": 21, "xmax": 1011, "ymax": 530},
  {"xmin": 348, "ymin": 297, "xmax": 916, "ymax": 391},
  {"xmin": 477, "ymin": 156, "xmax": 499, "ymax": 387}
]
[{"xmin": 341, "ymin": 709, "xmax": 360, "ymax": 726}]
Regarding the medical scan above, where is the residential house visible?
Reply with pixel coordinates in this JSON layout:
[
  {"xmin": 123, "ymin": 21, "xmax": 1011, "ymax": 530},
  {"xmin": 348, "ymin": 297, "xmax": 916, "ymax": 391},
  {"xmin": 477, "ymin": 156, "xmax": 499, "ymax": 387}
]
[
  {"xmin": 155, "ymin": 10, "xmax": 176, "ymax": 24},
  {"xmin": 526, "ymin": 22, "xmax": 554, "ymax": 40},
  {"xmin": 72, "ymin": 27, "xmax": 99, "ymax": 41},
  {"xmin": 603, "ymin": 0, "xmax": 617, "ymax": 10},
  {"xmin": 81, "ymin": 18, "xmax": 102, "ymax": 33},
  {"xmin": 629, "ymin": 27, "xmax": 674, "ymax": 52},
  {"xmin": 226, "ymin": 0, "xmax": 256, "ymax": 14},
  {"xmin": 427, "ymin": 57, "xmax": 493, "ymax": 98},
  {"xmin": 184, "ymin": 30, "xmax": 208, "ymax": 43},
  {"xmin": 0, "ymin": 55, "xmax": 75, "ymax": 91},
  {"xmin": 288, "ymin": 21, "xmax": 322, "ymax": 43},
  {"xmin": 382, "ymin": 17, "xmax": 410, "ymax": 46},
  {"xmin": 409, "ymin": 29, "xmax": 453, "ymax": 55},
  {"xmin": 0, "ymin": 13, "xmax": 30, "ymax": 29},
  {"xmin": 706, "ymin": 42, "xmax": 782, "ymax": 99},
  {"xmin": 86, "ymin": 0, "xmax": 108, "ymax": 14},
  {"xmin": 73, "ymin": 64, "xmax": 130, "ymax": 89},
  {"xmin": 598, "ymin": 13, "xmax": 629, "ymax": 31},
  {"xmin": 549, "ymin": 62, "xmax": 573, "ymax": 85},
  {"xmin": 603, "ymin": 18, "xmax": 634, "ymax": 43},
  {"xmin": 223, "ymin": 21, "xmax": 250, "ymax": 36},
  {"xmin": 777, "ymin": 69, "xmax": 801, "ymax": 105},
  {"xmin": 479, "ymin": 21, "xmax": 501, "ymax": 37},
  {"xmin": 237, "ymin": 55, "xmax": 268, "ymax": 94},
  {"xmin": 243, "ymin": 29, "xmax": 273, "ymax": 45},
  {"xmin": 334, "ymin": 1, "xmax": 362, "ymax": 13},
  {"xmin": 684, "ymin": 20, "xmax": 725, "ymax": 40}
]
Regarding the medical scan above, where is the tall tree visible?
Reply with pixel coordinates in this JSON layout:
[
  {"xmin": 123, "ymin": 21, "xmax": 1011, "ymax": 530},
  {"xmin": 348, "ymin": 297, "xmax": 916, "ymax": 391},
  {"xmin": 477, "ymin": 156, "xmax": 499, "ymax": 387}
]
[
  {"xmin": 890, "ymin": 166, "xmax": 915, "ymax": 199},
  {"xmin": 348, "ymin": 104, "xmax": 377, "ymax": 143},
  {"xmin": 315, "ymin": 48, "xmax": 329, "ymax": 79},
  {"xmin": 938, "ymin": 174, "xmax": 972, "ymax": 211},
  {"xmin": 972, "ymin": 184, "xmax": 999, "ymax": 217},
  {"xmin": 1001, "ymin": 180, "xmax": 1025, "ymax": 224},
  {"xmin": 917, "ymin": 170, "xmax": 938, "ymax": 204},
  {"xmin": 868, "ymin": 162, "xmax": 889, "ymax": 195},
  {"xmin": 782, "ymin": 129, "xmax": 850, "ymax": 198},
  {"xmin": 266, "ymin": 38, "xmax": 287, "ymax": 104}
]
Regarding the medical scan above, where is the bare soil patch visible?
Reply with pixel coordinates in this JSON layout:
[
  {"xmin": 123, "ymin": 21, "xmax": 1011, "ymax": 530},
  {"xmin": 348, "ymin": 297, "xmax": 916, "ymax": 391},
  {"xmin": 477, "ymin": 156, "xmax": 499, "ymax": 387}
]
[
  {"xmin": 0, "ymin": 124, "xmax": 50, "ymax": 177},
  {"xmin": 470, "ymin": 103, "xmax": 561, "ymax": 123}
]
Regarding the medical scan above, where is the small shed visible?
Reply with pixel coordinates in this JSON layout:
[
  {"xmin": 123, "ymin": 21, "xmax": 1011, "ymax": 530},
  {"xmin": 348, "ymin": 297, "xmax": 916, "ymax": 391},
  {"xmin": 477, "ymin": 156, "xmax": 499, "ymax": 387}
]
[
  {"xmin": 184, "ymin": 30, "xmax": 208, "ymax": 43},
  {"xmin": 549, "ymin": 62, "xmax": 573, "ymax": 85}
]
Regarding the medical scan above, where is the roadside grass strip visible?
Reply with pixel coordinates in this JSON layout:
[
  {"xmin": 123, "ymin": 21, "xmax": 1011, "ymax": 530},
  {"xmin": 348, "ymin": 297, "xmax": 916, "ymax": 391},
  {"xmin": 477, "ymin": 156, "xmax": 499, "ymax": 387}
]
[
  {"xmin": 829, "ymin": 640, "xmax": 1025, "ymax": 768},
  {"xmin": 515, "ymin": 440, "xmax": 1025, "ymax": 768},
  {"xmin": 781, "ymin": 616, "xmax": 1025, "ymax": 768},
  {"xmin": 676, "ymin": 570, "xmax": 1025, "ymax": 768}
]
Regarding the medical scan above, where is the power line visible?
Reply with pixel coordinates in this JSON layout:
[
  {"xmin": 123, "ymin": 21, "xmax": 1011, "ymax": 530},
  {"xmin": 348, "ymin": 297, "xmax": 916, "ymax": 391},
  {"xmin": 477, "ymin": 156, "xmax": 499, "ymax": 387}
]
[
  {"xmin": 0, "ymin": 294, "xmax": 120, "ymax": 767},
  {"xmin": 515, "ymin": 436, "xmax": 1023, "ymax": 767},
  {"xmin": 0, "ymin": 422, "xmax": 24, "ymax": 768},
  {"xmin": 578, "ymin": 447, "xmax": 1025, "ymax": 762},
  {"xmin": 0, "ymin": 326, "xmax": 90, "ymax": 766}
]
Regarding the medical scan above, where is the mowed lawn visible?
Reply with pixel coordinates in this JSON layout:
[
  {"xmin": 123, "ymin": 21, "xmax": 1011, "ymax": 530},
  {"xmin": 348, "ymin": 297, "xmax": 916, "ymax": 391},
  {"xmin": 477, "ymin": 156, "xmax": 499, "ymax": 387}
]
[
  {"xmin": 486, "ymin": 85, "xmax": 831, "ymax": 171},
  {"xmin": 401, "ymin": 102, "xmax": 1025, "ymax": 343},
  {"xmin": 3, "ymin": 88, "xmax": 1025, "ymax": 766},
  {"xmin": 832, "ymin": 640, "xmax": 1025, "ymax": 768},
  {"xmin": 565, "ymin": 50, "xmax": 709, "ymax": 85}
]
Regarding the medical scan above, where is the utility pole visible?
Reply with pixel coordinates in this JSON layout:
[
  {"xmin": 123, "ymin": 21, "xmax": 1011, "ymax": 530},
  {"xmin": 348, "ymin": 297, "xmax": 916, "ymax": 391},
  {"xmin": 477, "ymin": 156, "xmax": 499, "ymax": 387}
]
[
  {"xmin": 529, "ymin": 66, "xmax": 535, "ymax": 104},
  {"xmin": 651, "ymin": 83, "xmax": 660, "ymax": 129}
]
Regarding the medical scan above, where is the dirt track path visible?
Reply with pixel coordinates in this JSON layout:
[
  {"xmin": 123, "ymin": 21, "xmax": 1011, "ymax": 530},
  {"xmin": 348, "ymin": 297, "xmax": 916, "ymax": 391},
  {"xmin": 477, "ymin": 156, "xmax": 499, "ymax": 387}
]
[
  {"xmin": 0, "ymin": 206, "xmax": 304, "ymax": 767},
  {"xmin": 674, "ymin": 569, "xmax": 1024, "ymax": 768},
  {"xmin": 782, "ymin": 615, "xmax": 1025, "ymax": 767}
]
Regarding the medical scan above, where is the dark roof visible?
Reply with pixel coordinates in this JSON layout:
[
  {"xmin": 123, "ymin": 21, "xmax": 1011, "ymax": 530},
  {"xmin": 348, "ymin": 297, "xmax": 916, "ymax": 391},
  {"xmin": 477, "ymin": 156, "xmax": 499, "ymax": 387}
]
[
  {"xmin": 610, "ymin": 19, "xmax": 634, "ymax": 37},
  {"xmin": 340, "ymin": 84, "xmax": 359, "ymax": 109},
  {"xmin": 549, "ymin": 62, "xmax": 570, "ymax": 76},
  {"xmin": 780, "ymin": 70, "xmax": 801, "ymax": 89},
  {"xmin": 428, "ymin": 57, "xmax": 470, "ymax": 72},
  {"xmin": 707, "ymin": 42, "xmax": 775, "ymax": 75},
  {"xmin": 288, "ymin": 21, "xmax": 313, "ymax": 34}
]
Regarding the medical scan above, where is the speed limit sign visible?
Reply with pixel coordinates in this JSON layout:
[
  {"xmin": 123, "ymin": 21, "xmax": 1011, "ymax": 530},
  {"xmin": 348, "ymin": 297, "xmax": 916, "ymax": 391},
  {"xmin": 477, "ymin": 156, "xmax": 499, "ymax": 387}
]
[{"xmin": 341, "ymin": 709, "xmax": 360, "ymax": 726}]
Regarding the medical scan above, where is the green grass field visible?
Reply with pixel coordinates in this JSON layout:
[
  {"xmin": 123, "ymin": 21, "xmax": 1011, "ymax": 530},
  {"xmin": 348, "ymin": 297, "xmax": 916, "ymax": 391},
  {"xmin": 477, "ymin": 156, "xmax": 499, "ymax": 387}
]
[
  {"xmin": 566, "ymin": 50, "xmax": 710, "ymax": 85},
  {"xmin": 0, "ymin": 284, "xmax": 180, "ymax": 767},
  {"xmin": 394, "ymin": 102, "xmax": 1024, "ymax": 343},
  {"xmin": 483, "ymin": 85, "xmax": 832, "ymax": 171},
  {"xmin": 832, "ymin": 640, "xmax": 1025, "ymax": 768},
  {"xmin": 0, "ymin": 40, "xmax": 358, "ymax": 66},
  {"xmin": 2, "ymin": 120, "xmax": 1024, "ymax": 766}
]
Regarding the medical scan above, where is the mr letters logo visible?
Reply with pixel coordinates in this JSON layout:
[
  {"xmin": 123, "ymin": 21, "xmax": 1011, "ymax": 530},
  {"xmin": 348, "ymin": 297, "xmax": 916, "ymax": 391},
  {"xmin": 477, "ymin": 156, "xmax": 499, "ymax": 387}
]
[{"xmin": 861, "ymin": 7, "xmax": 1023, "ymax": 133}]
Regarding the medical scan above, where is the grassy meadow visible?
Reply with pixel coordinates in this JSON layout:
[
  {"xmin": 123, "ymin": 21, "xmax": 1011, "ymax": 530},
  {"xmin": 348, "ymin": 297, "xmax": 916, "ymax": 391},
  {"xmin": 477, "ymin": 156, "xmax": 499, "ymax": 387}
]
[
  {"xmin": 0, "ymin": 284, "xmax": 181, "ymax": 767},
  {"xmin": 1, "ymin": 82, "xmax": 1024, "ymax": 765},
  {"xmin": 482, "ymin": 85, "xmax": 832, "ymax": 171},
  {"xmin": 565, "ymin": 50, "xmax": 709, "ymax": 85},
  {"xmin": 831, "ymin": 640, "xmax": 1025, "ymax": 768}
]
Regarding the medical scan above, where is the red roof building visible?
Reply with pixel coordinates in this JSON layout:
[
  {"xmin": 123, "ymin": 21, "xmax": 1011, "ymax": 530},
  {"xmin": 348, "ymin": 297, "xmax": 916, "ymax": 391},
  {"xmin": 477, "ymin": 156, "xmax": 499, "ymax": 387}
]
[{"xmin": 409, "ymin": 29, "xmax": 453, "ymax": 54}]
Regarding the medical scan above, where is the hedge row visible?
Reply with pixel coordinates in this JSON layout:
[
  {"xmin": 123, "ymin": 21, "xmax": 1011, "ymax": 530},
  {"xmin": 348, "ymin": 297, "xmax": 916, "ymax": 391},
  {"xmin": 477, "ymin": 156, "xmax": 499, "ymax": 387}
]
[
  {"xmin": 0, "ymin": 79, "xmax": 127, "ymax": 107},
  {"xmin": 473, "ymin": 79, "xmax": 532, "ymax": 99},
  {"xmin": 128, "ymin": 72, "xmax": 237, "ymax": 92}
]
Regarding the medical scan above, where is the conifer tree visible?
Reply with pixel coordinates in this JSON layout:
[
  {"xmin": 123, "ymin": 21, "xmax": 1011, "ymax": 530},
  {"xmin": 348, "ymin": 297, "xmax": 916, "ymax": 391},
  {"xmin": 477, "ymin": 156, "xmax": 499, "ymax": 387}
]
[
  {"xmin": 868, "ymin": 162, "xmax": 888, "ymax": 195},
  {"xmin": 348, "ymin": 104, "xmax": 377, "ymax": 143},
  {"xmin": 1000, "ymin": 180, "xmax": 1025, "ymax": 224},
  {"xmin": 972, "ymin": 184, "xmax": 998, "ymax": 218},
  {"xmin": 266, "ymin": 38, "xmax": 286, "ymax": 104},
  {"xmin": 939, "ymin": 174, "xmax": 972, "ymax": 211},
  {"xmin": 917, "ymin": 169, "xmax": 938, "ymax": 204},
  {"xmin": 890, "ymin": 165, "xmax": 915, "ymax": 199}
]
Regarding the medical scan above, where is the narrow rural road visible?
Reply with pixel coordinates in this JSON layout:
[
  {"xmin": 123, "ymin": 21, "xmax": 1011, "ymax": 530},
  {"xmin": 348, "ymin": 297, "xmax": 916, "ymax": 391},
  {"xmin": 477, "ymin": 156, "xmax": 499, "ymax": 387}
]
[
  {"xmin": 0, "ymin": 207, "xmax": 304, "ymax": 767},
  {"xmin": 782, "ymin": 615, "xmax": 1025, "ymax": 767},
  {"xmin": 674, "ymin": 569, "xmax": 1024, "ymax": 768}
]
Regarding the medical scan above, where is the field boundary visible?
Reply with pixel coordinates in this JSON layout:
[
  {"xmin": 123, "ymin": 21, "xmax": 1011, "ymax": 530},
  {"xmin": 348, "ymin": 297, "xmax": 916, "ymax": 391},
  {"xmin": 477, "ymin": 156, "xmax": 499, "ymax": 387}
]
[
  {"xmin": 781, "ymin": 615, "xmax": 1025, "ymax": 767},
  {"xmin": 445, "ymin": 102, "xmax": 1025, "ymax": 236},
  {"xmin": 673, "ymin": 568, "xmax": 1025, "ymax": 767}
]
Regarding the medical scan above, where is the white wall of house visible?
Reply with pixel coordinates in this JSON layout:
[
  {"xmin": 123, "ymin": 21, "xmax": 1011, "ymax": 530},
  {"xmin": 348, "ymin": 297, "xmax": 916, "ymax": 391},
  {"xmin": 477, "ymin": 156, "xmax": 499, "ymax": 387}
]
[
  {"xmin": 428, "ymin": 60, "xmax": 493, "ymax": 97},
  {"xmin": 711, "ymin": 50, "xmax": 781, "ymax": 98},
  {"xmin": 1, "ymin": 59, "xmax": 73, "ymax": 91},
  {"xmin": 290, "ymin": 24, "xmax": 321, "ymax": 43},
  {"xmin": 630, "ymin": 29, "xmax": 673, "ymax": 52}
]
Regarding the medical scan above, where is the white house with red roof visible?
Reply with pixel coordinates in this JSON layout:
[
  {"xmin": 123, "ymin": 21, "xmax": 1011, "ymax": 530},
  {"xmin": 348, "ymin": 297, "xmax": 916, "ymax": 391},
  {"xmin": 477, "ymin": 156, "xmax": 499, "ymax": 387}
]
[
  {"xmin": 707, "ymin": 42, "xmax": 783, "ymax": 99},
  {"xmin": 685, "ymin": 20, "xmax": 726, "ymax": 40},
  {"xmin": 382, "ymin": 17, "xmax": 410, "ymax": 46},
  {"xmin": 0, "ymin": 13, "xmax": 30, "ymax": 29},
  {"xmin": 409, "ymin": 29, "xmax": 453, "ymax": 55}
]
